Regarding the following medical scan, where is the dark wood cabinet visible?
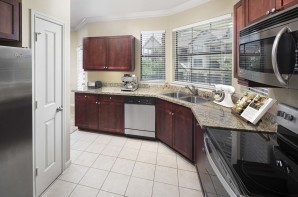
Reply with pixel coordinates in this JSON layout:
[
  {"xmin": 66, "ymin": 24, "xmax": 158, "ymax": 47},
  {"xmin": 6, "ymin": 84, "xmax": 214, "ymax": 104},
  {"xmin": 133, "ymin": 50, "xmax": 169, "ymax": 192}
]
[
  {"xmin": 280, "ymin": 0, "xmax": 298, "ymax": 8},
  {"xmin": 83, "ymin": 35, "xmax": 135, "ymax": 71},
  {"xmin": 107, "ymin": 36, "xmax": 135, "ymax": 71},
  {"xmin": 75, "ymin": 93, "xmax": 124, "ymax": 134},
  {"xmin": 83, "ymin": 37, "xmax": 107, "ymax": 70},
  {"xmin": 98, "ymin": 95, "xmax": 124, "ymax": 134},
  {"xmin": 173, "ymin": 104, "xmax": 193, "ymax": 160},
  {"xmin": 156, "ymin": 99, "xmax": 193, "ymax": 161},
  {"xmin": 245, "ymin": 0, "xmax": 276, "ymax": 24},
  {"xmin": 156, "ymin": 99, "xmax": 173, "ymax": 147},
  {"xmin": 0, "ymin": 0, "xmax": 20, "ymax": 41},
  {"xmin": 75, "ymin": 93, "xmax": 98, "ymax": 130}
]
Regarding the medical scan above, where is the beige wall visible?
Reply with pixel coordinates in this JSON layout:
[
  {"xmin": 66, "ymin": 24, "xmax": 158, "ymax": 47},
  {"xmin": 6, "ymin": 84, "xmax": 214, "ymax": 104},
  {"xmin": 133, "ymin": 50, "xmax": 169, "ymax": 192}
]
[
  {"xmin": 22, "ymin": 0, "xmax": 71, "ymax": 163},
  {"xmin": 72, "ymin": 0, "xmax": 298, "ymax": 108},
  {"xmin": 70, "ymin": 31, "xmax": 78, "ymax": 105}
]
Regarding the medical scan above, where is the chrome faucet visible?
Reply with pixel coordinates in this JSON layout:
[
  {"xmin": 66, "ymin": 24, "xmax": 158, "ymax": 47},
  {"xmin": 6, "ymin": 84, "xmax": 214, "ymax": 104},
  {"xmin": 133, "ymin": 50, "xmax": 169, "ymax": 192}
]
[{"xmin": 185, "ymin": 85, "xmax": 198, "ymax": 95}]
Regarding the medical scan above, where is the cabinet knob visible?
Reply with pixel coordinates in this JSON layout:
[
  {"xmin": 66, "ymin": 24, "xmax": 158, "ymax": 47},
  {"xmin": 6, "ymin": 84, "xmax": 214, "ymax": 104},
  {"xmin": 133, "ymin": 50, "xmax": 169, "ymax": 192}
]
[
  {"xmin": 172, "ymin": 113, "xmax": 174, "ymax": 116},
  {"xmin": 109, "ymin": 97, "xmax": 112, "ymax": 100},
  {"xmin": 169, "ymin": 112, "xmax": 172, "ymax": 115},
  {"xmin": 271, "ymin": 8, "xmax": 276, "ymax": 13},
  {"xmin": 96, "ymin": 102, "xmax": 98, "ymax": 104},
  {"xmin": 84, "ymin": 96, "xmax": 87, "ymax": 98},
  {"xmin": 266, "ymin": 10, "xmax": 270, "ymax": 15}
]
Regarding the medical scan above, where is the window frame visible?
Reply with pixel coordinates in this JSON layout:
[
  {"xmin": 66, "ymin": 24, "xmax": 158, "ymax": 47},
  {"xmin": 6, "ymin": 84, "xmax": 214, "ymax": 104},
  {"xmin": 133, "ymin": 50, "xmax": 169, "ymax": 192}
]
[
  {"xmin": 172, "ymin": 14, "xmax": 233, "ymax": 89},
  {"xmin": 140, "ymin": 30, "xmax": 166, "ymax": 82}
]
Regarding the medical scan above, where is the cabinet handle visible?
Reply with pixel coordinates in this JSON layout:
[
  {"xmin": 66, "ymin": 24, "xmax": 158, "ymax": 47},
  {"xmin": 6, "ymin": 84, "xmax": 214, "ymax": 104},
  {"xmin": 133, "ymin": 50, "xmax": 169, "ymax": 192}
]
[
  {"xmin": 84, "ymin": 96, "xmax": 87, "ymax": 98},
  {"xmin": 271, "ymin": 8, "xmax": 276, "ymax": 13},
  {"xmin": 110, "ymin": 97, "xmax": 112, "ymax": 100},
  {"xmin": 266, "ymin": 10, "xmax": 270, "ymax": 15},
  {"xmin": 172, "ymin": 113, "xmax": 174, "ymax": 116},
  {"xmin": 96, "ymin": 102, "xmax": 98, "ymax": 104}
]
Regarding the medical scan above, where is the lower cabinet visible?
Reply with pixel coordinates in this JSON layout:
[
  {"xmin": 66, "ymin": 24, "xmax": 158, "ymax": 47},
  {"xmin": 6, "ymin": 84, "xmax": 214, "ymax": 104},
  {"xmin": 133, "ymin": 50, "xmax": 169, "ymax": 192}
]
[
  {"xmin": 75, "ymin": 93, "xmax": 98, "ymax": 129},
  {"xmin": 75, "ymin": 93, "xmax": 124, "ymax": 134},
  {"xmin": 98, "ymin": 95, "xmax": 124, "ymax": 133},
  {"xmin": 156, "ymin": 99, "xmax": 193, "ymax": 161}
]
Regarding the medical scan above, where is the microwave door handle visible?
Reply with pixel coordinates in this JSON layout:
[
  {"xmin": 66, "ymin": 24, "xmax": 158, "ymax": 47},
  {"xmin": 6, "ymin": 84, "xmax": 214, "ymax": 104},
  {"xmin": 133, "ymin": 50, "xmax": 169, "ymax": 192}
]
[{"xmin": 272, "ymin": 26, "xmax": 291, "ymax": 86}]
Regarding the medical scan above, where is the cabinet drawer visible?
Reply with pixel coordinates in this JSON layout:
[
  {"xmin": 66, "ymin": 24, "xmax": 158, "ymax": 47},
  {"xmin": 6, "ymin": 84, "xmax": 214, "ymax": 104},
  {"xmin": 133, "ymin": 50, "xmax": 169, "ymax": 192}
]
[{"xmin": 99, "ymin": 95, "xmax": 124, "ymax": 103}]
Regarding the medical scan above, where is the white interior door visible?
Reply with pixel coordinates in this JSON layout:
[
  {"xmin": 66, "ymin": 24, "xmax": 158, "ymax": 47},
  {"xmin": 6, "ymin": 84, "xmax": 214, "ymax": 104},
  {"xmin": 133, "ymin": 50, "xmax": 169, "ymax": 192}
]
[{"xmin": 34, "ymin": 16, "xmax": 63, "ymax": 197}]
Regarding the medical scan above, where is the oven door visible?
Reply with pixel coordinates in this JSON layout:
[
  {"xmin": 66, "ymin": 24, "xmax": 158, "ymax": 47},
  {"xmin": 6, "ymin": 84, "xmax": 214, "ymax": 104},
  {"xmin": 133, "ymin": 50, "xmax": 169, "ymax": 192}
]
[
  {"xmin": 239, "ymin": 20, "xmax": 298, "ymax": 89},
  {"xmin": 203, "ymin": 133, "xmax": 244, "ymax": 197}
]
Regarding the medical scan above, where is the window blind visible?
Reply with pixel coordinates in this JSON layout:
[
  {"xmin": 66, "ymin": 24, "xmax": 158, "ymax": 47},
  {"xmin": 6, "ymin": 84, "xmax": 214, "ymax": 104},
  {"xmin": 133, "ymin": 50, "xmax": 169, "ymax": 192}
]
[
  {"xmin": 173, "ymin": 14, "xmax": 233, "ymax": 87},
  {"xmin": 141, "ymin": 31, "xmax": 165, "ymax": 81},
  {"xmin": 248, "ymin": 87, "xmax": 269, "ymax": 96}
]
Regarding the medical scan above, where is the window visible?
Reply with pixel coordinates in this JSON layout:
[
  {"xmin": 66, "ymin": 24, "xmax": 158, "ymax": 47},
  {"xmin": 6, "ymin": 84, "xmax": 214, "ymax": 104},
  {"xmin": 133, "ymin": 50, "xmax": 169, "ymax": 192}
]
[
  {"xmin": 77, "ymin": 47, "xmax": 87, "ymax": 89},
  {"xmin": 141, "ymin": 31, "xmax": 165, "ymax": 81},
  {"xmin": 173, "ymin": 14, "xmax": 233, "ymax": 87}
]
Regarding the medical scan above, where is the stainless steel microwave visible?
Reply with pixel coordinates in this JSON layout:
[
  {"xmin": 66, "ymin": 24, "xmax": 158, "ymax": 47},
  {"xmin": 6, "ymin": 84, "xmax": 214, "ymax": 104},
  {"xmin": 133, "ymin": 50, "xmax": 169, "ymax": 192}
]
[{"xmin": 238, "ymin": 5, "xmax": 298, "ymax": 89}]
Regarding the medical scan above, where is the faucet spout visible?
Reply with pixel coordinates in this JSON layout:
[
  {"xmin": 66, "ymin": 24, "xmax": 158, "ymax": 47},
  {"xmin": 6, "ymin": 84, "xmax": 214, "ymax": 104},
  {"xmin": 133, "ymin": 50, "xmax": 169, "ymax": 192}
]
[{"xmin": 185, "ymin": 85, "xmax": 198, "ymax": 95}]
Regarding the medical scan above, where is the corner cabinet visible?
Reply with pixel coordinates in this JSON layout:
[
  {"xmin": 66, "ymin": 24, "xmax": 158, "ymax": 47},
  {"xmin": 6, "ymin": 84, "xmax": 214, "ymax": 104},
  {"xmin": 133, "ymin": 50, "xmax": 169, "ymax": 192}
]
[
  {"xmin": 156, "ymin": 99, "xmax": 194, "ymax": 161},
  {"xmin": 75, "ymin": 93, "xmax": 124, "ymax": 134},
  {"xmin": 0, "ymin": 0, "xmax": 20, "ymax": 41},
  {"xmin": 83, "ymin": 35, "xmax": 135, "ymax": 71}
]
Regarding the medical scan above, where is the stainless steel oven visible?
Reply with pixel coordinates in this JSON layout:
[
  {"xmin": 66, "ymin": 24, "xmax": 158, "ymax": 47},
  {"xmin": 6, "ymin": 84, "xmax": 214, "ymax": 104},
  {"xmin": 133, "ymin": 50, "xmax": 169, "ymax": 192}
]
[
  {"xmin": 202, "ymin": 104, "xmax": 298, "ymax": 197},
  {"xmin": 239, "ymin": 5, "xmax": 298, "ymax": 89}
]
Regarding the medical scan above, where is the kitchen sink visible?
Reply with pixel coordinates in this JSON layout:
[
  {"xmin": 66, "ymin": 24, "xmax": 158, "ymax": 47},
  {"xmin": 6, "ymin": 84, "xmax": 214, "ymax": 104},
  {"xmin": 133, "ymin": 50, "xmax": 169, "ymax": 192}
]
[
  {"xmin": 179, "ymin": 96, "xmax": 208, "ymax": 104},
  {"xmin": 162, "ymin": 92, "xmax": 189, "ymax": 98}
]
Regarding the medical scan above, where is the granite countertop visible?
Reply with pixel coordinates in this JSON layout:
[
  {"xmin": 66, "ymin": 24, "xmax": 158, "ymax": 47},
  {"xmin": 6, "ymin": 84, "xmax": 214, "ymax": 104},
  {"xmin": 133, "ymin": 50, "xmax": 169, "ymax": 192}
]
[{"xmin": 73, "ymin": 87, "xmax": 277, "ymax": 134}]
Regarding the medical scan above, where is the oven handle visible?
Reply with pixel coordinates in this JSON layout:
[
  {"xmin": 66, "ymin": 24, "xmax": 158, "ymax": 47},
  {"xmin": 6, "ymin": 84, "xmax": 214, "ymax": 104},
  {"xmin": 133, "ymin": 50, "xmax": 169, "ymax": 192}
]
[
  {"xmin": 272, "ymin": 26, "xmax": 291, "ymax": 86},
  {"xmin": 204, "ymin": 134, "xmax": 239, "ymax": 197}
]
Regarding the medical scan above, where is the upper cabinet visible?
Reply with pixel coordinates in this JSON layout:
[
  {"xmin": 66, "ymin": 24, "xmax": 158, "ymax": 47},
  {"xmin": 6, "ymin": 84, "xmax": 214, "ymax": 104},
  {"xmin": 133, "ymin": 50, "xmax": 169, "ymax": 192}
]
[
  {"xmin": 83, "ymin": 35, "xmax": 135, "ymax": 71},
  {"xmin": 245, "ymin": 0, "xmax": 298, "ymax": 25},
  {"xmin": 0, "ymin": 0, "xmax": 20, "ymax": 41}
]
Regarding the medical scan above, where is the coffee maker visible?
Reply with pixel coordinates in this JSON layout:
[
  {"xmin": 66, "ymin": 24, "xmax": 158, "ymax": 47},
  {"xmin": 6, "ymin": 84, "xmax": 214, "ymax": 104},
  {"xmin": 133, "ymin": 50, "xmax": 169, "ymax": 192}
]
[{"xmin": 121, "ymin": 74, "xmax": 138, "ymax": 91}]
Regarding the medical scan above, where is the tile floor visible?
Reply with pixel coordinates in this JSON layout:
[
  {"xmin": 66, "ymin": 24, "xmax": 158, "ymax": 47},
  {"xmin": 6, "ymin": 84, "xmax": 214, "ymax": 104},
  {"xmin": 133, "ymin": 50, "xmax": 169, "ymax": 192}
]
[{"xmin": 42, "ymin": 130, "xmax": 203, "ymax": 197}]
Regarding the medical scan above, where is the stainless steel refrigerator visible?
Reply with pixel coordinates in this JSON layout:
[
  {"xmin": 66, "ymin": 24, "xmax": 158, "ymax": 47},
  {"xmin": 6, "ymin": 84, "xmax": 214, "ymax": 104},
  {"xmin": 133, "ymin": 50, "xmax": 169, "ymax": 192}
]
[{"xmin": 0, "ymin": 46, "xmax": 33, "ymax": 197}]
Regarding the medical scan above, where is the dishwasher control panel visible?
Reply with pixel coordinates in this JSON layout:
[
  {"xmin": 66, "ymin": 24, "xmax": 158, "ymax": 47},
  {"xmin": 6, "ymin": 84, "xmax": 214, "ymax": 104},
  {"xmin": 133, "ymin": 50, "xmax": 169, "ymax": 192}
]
[{"xmin": 124, "ymin": 96, "xmax": 156, "ymax": 105}]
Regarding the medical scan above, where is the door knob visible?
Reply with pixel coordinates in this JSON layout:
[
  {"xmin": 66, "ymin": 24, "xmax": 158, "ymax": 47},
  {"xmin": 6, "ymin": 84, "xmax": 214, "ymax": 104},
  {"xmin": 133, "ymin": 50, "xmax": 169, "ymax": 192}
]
[{"xmin": 56, "ymin": 106, "xmax": 63, "ymax": 112}]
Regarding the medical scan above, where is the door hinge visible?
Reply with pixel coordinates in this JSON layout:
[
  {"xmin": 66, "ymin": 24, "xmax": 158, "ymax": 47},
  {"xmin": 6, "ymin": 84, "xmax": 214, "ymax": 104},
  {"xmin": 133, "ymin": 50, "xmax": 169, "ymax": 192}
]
[
  {"xmin": 35, "ymin": 168, "xmax": 38, "ymax": 176},
  {"xmin": 35, "ymin": 32, "xmax": 42, "ymax": 42},
  {"xmin": 35, "ymin": 101, "xmax": 38, "ymax": 110}
]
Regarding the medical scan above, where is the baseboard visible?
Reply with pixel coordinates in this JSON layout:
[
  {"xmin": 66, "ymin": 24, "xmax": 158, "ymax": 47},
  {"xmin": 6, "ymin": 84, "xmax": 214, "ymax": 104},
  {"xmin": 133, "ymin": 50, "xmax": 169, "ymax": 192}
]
[{"xmin": 65, "ymin": 159, "xmax": 71, "ymax": 169}]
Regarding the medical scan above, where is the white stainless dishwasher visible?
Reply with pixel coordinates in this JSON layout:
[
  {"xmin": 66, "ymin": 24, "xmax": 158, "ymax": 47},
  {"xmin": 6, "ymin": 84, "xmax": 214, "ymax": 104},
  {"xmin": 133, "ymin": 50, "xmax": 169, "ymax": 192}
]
[{"xmin": 124, "ymin": 96, "xmax": 156, "ymax": 138}]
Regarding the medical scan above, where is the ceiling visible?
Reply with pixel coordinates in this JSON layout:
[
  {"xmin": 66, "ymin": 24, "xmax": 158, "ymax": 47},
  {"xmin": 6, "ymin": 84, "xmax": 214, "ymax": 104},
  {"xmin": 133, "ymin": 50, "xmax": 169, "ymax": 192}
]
[{"xmin": 71, "ymin": 0, "xmax": 210, "ymax": 31}]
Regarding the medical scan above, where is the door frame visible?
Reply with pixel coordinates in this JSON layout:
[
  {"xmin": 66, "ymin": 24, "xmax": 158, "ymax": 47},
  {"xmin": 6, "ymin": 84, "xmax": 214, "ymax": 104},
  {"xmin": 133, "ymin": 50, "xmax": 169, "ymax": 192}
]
[{"xmin": 30, "ymin": 10, "xmax": 68, "ymax": 197}]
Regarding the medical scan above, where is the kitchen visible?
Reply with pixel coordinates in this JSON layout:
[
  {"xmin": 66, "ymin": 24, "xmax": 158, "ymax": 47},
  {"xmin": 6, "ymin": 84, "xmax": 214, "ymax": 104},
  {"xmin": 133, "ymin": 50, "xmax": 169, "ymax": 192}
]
[{"xmin": 1, "ymin": 0, "xmax": 298, "ymax": 196}]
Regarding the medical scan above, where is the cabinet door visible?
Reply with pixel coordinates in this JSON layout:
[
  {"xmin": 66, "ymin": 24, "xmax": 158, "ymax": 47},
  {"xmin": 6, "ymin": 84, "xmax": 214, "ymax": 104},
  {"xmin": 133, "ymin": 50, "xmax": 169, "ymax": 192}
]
[
  {"xmin": 173, "ymin": 104, "xmax": 193, "ymax": 161},
  {"xmin": 245, "ymin": 0, "xmax": 276, "ymax": 24},
  {"xmin": 85, "ymin": 94, "xmax": 98, "ymax": 130},
  {"xmin": 156, "ymin": 99, "xmax": 173, "ymax": 147},
  {"xmin": 282, "ymin": 0, "xmax": 298, "ymax": 8},
  {"xmin": 83, "ymin": 37, "xmax": 107, "ymax": 70},
  {"xmin": 75, "ymin": 93, "xmax": 87, "ymax": 128},
  {"xmin": 107, "ymin": 36, "xmax": 135, "ymax": 71},
  {"xmin": 0, "ymin": 0, "xmax": 20, "ymax": 41},
  {"xmin": 98, "ymin": 95, "xmax": 124, "ymax": 133}
]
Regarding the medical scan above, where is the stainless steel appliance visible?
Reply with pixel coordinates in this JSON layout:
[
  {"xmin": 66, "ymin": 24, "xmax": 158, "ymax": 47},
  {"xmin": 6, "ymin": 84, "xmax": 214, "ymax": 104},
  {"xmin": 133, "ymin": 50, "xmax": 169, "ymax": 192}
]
[
  {"xmin": 121, "ymin": 74, "xmax": 138, "ymax": 91},
  {"xmin": 0, "ymin": 46, "xmax": 33, "ymax": 196},
  {"xmin": 87, "ymin": 80, "xmax": 102, "ymax": 89},
  {"xmin": 239, "ymin": 5, "xmax": 298, "ymax": 89},
  {"xmin": 202, "ymin": 103, "xmax": 298, "ymax": 197},
  {"xmin": 124, "ymin": 96, "xmax": 155, "ymax": 138}
]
